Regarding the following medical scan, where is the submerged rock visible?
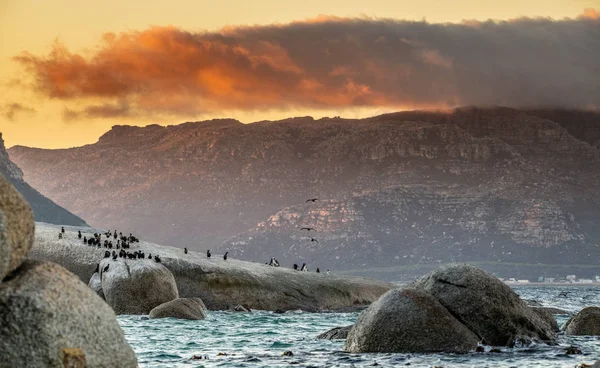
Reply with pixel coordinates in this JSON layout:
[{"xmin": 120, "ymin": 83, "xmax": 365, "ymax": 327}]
[
  {"xmin": 0, "ymin": 260, "xmax": 137, "ymax": 367},
  {"xmin": 0, "ymin": 174, "xmax": 35, "ymax": 281},
  {"xmin": 563, "ymin": 307, "xmax": 600, "ymax": 336},
  {"xmin": 410, "ymin": 264, "xmax": 556, "ymax": 346},
  {"xmin": 99, "ymin": 258, "xmax": 179, "ymax": 315},
  {"xmin": 316, "ymin": 325, "xmax": 353, "ymax": 340},
  {"xmin": 149, "ymin": 298, "xmax": 206, "ymax": 320},
  {"xmin": 345, "ymin": 288, "xmax": 479, "ymax": 353}
]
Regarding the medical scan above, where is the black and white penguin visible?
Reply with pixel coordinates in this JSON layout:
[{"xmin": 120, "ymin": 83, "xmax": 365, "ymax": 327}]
[
  {"xmin": 223, "ymin": 252, "xmax": 228, "ymax": 261},
  {"xmin": 207, "ymin": 250, "xmax": 211, "ymax": 258},
  {"xmin": 104, "ymin": 251, "xmax": 110, "ymax": 258},
  {"xmin": 78, "ymin": 231, "xmax": 82, "ymax": 239},
  {"xmin": 148, "ymin": 253, "xmax": 152, "ymax": 259},
  {"xmin": 300, "ymin": 263, "xmax": 307, "ymax": 271},
  {"xmin": 61, "ymin": 226, "xmax": 65, "ymax": 233},
  {"xmin": 316, "ymin": 268, "xmax": 320, "ymax": 273},
  {"xmin": 184, "ymin": 248, "xmax": 188, "ymax": 254},
  {"xmin": 293, "ymin": 264, "xmax": 298, "ymax": 271}
]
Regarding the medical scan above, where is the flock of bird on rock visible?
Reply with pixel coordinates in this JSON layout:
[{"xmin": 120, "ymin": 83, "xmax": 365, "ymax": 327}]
[{"xmin": 56, "ymin": 197, "xmax": 330, "ymax": 274}]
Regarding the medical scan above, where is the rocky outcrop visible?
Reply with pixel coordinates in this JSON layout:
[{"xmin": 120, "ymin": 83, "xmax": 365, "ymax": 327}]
[
  {"xmin": 345, "ymin": 288, "xmax": 479, "ymax": 353},
  {"xmin": 8, "ymin": 108, "xmax": 600, "ymax": 280},
  {"xmin": 0, "ymin": 133, "xmax": 87, "ymax": 227},
  {"xmin": 410, "ymin": 264, "xmax": 556, "ymax": 346},
  {"xmin": 88, "ymin": 271, "xmax": 104, "ymax": 300},
  {"xmin": 593, "ymin": 360, "xmax": 600, "ymax": 368},
  {"xmin": 563, "ymin": 307, "xmax": 600, "ymax": 336},
  {"xmin": 0, "ymin": 260, "xmax": 137, "ymax": 367},
  {"xmin": 149, "ymin": 298, "xmax": 206, "ymax": 320},
  {"xmin": 99, "ymin": 258, "xmax": 179, "ymax": 315},
  {"xmin": 316, "ymin": 325, "xmax": 353, "ymax": 340},
  {"xmin": 531, "ymin": 307, "xmax": 559, "ymax": 332},
  {"xmin": 0, "ymin": 174, "xmax": 35, "ymax": 281},
  {"xmin": 32, "ymin": 222, "xmax": 392, "ymax": 312}
]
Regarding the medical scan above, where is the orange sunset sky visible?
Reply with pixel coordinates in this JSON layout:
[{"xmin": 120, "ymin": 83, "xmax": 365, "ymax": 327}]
[{"xmin": 1, "ymin": 0, "xmax": 599, "ymax": 149}]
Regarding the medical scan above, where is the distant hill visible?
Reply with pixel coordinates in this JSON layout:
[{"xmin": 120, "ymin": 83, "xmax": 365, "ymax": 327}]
[
  {"xmin": 7, "ymin": 107, "xmax": 600, "ymax": 280},
  {"xmin": 0, "ymin": 133, "xmax": 87, "ymax": 226}
]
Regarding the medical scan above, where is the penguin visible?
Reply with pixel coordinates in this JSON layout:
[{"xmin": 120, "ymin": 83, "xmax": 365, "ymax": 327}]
[
  {"xmin": 148, "ymin": 253, "xmax": 152, "ymax": 259},
  {"xmin": 293, "ymin": 264, "xmax": 298, "ymax": 271},
  {"xmin": 112, "ymin": 251, "xmax": 118, "ymax": 260},
  {"xmin": 184, "ymin": 247, "xmax": 188, "ymax": 254},
  {"xmin": 61, "ymin": 226, "xmax": 65, "ymax": 233},
  {"xmin": 78, "ymin": 231, "xmax": 82, "ymax": 239},
  {"xmin": 154, "ymin": 255, "xmax": 161, "ymax": 263},
  {"xmin": 326, "ymin": 270, "xmax": 330, "ymax": 275},
  {"xmin": 114, "ymin": 231, "xmax": 117, "ymax": 240},
  {"xmin": 207, "ymin": 250, "xmax": 211, "ymax": 258},
  {"xmin": 316, "ymin": 268, "xmax": 320, "ymax": 273},
  {"xmin": 223, "ymin": 252, "xmax": 228, "ymax": 261},
  {"xmin": 83, "ymin": 236, "xmax": 87, "ymax": 244},
  {"xmin": 273, "ymin": 258, "xmax": 280, "ymax": 267},
  {"xmin": 269, "ymin": 257, "xmax": 275, "ymax": 266},
  {"xmin": 104, "ymin": 251, "xmax": 110, "ymax": 258},
  {"xmin": 300, "ymin": 263, "xmax": 307, "ymax": 271}
]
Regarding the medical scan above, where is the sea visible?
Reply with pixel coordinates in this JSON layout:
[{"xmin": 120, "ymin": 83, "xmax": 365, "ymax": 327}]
[{"xmin": 118, "ymin": 286, "xmax": 600, "ymax": 368}]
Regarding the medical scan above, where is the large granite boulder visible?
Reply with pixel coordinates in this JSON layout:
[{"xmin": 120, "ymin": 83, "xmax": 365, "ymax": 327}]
[
  {"xmin": 0, "ymin": 260, "xmax": 137, "ymax": 367},
  {"xmin": 410, "ymin": 264, "xmax": 556, "ymax": 346},
  {"xmin": 0, "ymin": 175, "xmax": 35, "ymax": 281},
  {"xmin": 88, "ymin": 271, "xmax": 104, "ymax": 300},
  {"xmin": 345, "ymin": 288, "xmax": 479, "ymax": 353},
  {"xmin": 563, "ymin": 307, "xmax": 600, "ymax": 336},
  {"xmin": 32, "ymin": 223, "xmax": 393, "ymax": 312},
  {"xmin": 593, "ymin": 360, "xmax": 600, "ymax": 368},
  {"xmin": 99, "ymin": 258, "xmax": 179, "ymax": 315},
  {"xmin": 531, "ymin": 307, "xmax": 559, "ymax": 332},
  {"xmin": 149, "ymin": 298, "xmax": 206, "ymax": 320},
  {"xmin": 317, "ymin": 325, "xmax": 353, "ymax": 340}
]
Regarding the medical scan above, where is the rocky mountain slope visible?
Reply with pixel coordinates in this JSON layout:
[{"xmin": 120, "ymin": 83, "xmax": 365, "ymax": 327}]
[
  {"xmin": 8, "ymin": 107, "xmax": 600, "ymax": 279},
  {"xmin": 0, "ymin": 133, "xmax": 87, "ymax": 226}
]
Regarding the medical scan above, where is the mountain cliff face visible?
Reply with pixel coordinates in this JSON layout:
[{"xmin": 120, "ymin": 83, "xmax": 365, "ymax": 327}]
[
  {"xmin": 0, "ymin": 133, "xmax": 88, "ymax": 226},
  {"xmin": 7, "ymin": 107, "xmax": 600, "ymax": 279}
]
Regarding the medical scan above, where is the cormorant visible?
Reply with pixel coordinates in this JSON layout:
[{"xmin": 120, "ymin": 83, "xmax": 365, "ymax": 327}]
[
  {"xmin": 223, "ymin": 252, "xmax": 228, "ymax": 261},
  {"xmin": 300, "ymin": 227, "xmax": 315, "ymax": 231},
  {"xmin": 305, "ymin": 198, "xmax": 318, "ymax": 203},
  {"xmin": 207, "ymin": 250, "xmax": 211, "ymax": 258}
]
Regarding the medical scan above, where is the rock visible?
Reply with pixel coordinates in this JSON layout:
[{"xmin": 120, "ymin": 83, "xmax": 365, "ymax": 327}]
[
  {"xmin": 0, "ymin": 260, "xmax": 137, "ymax": 367},
  {"xmin": 531, "ymin": 307, "xmax": 559, "ymax": 332},
  {"xmin": 564, "ymin": 346, "xmax": 582, "ymax": 355},
  {"xmin": 61, "ymin": 347, "xmax": 86, "ymax": 368},
  {"xmin": 410, "ymin": 264, "xmax": 556, "ymax": 346},
  {"xmin": 563, "ymin": 307, "xmax": 600, "ymax": 336},
  {"xmin": 231, "ymin": 304, "xmax": 250, "ymax": 312},
  {"xmin": 593, "ymin": 360, "xmax": 600, "ymax": 368},
  {"xmin": 99, "ymin": 258, "xmax": 179, "ymax": 315},
  {"xmin": 535, "ymin": 306, "xmax": 570, "ymax": 315},
  {"xmin": 88, "ymin": 271, "xmax": 105, "ymax": 300},
  {"xmin": 317, "ymin": 325, "xmax": 353, "ymax": 340},
  {"xmin": 32, "ymin": 222, "xmax": 392, "ymax": 312},
  {"xmin": 0, "ymin": 175, "xmax": 35, "ymax": 281},
  {"xmin": 149, "ymin": 298, "xmax": 206, "ymax": 320},
  {"xmin": 523, "ymin": 299, "xmax": 543, "ymax": 307},
  {"xmin": 345, "ymin": 288, "xmax": 479, "ymax": 353}
]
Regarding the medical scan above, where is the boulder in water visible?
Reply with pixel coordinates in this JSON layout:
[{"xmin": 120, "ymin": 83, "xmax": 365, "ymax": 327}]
[
  {"xmin": 345, "ymin": 288, "xmax": 479, "ymax": 353},
  {"xmin": 531, "ymin": 307, "xmax": 559, "ymax": 332},
  {"xmin": 410, "ymin": 264, "xmax": 556, "ymax": 346},
  {"xmin": 317, "ymin": 325, "xmax": 353, "ymax": 340},
  {"xmin": 99, "ymin": 258, "xmax": 179, "ymax": 314},
  {"xmin": 563, "ymin": 307, "xmax": 600, "ymax": 336},
  {"xmin": 88, "ymin": 271, "xmax": 104, "ymax": 300},
  {"xmin": 0, "ymin": 175, "xmax": 35, "ymax": 281},
  {"xmin": 149, "ymin": 298, "xmax": 206, "ymax": 320},
  {"xmin": 0, "ymin": 260, "xmax": 137, "ymax": 367}
]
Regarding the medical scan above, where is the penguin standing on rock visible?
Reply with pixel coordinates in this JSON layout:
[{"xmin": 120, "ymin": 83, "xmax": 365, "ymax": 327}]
[
  {"xmin": 207, "ymin": 250, "xmax": 211, "ymax": 258},
  {"xmin": 61, "ymin": 227, "xmax": 65, "ymax": 234},
  {"xmin": 300, "ymin": 263, "xmax": 308, "ymax": 271},
  {"xmin": 78, "ymin": 231, "xmax": 82, "ymax": 239},
  {"xmin": 223, "ymin": 252, "xmax": 228, "ymax": 261},
  {"xmin": 184, "ymin": 248, "xmax": 188, "ymax": 254}
]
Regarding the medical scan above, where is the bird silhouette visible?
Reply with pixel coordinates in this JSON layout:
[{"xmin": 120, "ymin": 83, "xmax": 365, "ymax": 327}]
[
  {"xmin": 207, "ymin": 250, "xmax": 211, "ymax": 258},
  {"xmin": 223, "ymin": 252, "xmax": 228, "ymax": 261},
  {"xmin": 300, "ymin": 227, "xmax": 315, "ymax": 231},
  {"xmin": 305, "ymin": 198, "xmax": 318, "ymax": 203},
  {"xmin": 308, "ymin": 236, "xmax": 319, "ymax": 244}
]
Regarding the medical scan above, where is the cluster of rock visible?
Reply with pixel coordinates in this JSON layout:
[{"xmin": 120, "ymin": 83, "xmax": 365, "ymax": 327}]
[
  {"xmin": 319, "ymin": 264, "xmax": 558, "ymax": 353},
  {"xmin": 0, "ymin": 175, "xmax": 137, "ymax": 367}
]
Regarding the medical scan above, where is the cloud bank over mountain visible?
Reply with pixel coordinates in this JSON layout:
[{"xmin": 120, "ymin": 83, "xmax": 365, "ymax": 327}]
[{"xmin": 14, "ymin": 12, "xmax": 600, "ymax": 119}]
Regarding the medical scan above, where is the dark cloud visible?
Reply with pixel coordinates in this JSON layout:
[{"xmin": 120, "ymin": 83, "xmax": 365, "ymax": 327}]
[
  {"xmin": 2, "ymin": 103, "xmax": 36, "ymax": 121},
  {"xmin": 13, "ymin": 11, "xmax": 600, "ymax": 119},
  {"xmin": 62, "ymin": 101, "xmax": 130, "ymax": 121}
]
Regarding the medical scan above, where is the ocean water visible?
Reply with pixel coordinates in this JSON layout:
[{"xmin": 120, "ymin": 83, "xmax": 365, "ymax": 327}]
[{"xmin": 119, "ymin": 286, "xmax": 600, "ymax": 368}]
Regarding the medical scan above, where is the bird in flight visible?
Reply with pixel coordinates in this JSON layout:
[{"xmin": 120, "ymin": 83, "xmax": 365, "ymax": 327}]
[
  {"xmin": 307, "ymin": 236, "xmax": 319, "ymax": 244},
  {"xmin": 300, "ymin": 227, "xmax": 315, "ymax": 231},
  {"xmin": 305, "ymin": 198, "xmax": 318, "ymax": 203}
]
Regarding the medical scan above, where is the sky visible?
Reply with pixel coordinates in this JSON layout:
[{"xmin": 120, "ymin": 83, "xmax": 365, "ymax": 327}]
[{"xmin": 1, "ymin": 0, "xmax": 599, "ymax": 149}]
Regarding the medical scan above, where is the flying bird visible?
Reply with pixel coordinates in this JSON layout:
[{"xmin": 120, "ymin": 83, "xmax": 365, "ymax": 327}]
[
  {"xmin": 300, "ymin": 227, "xmax": 315, "ymax": 231},
  {"xmin": 305, "ymin": 198, "xmax": 318, "ymax": 203},
  {"xmin": 308, "ymin": 236, "xmax": 319, "ymax": 244}
]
